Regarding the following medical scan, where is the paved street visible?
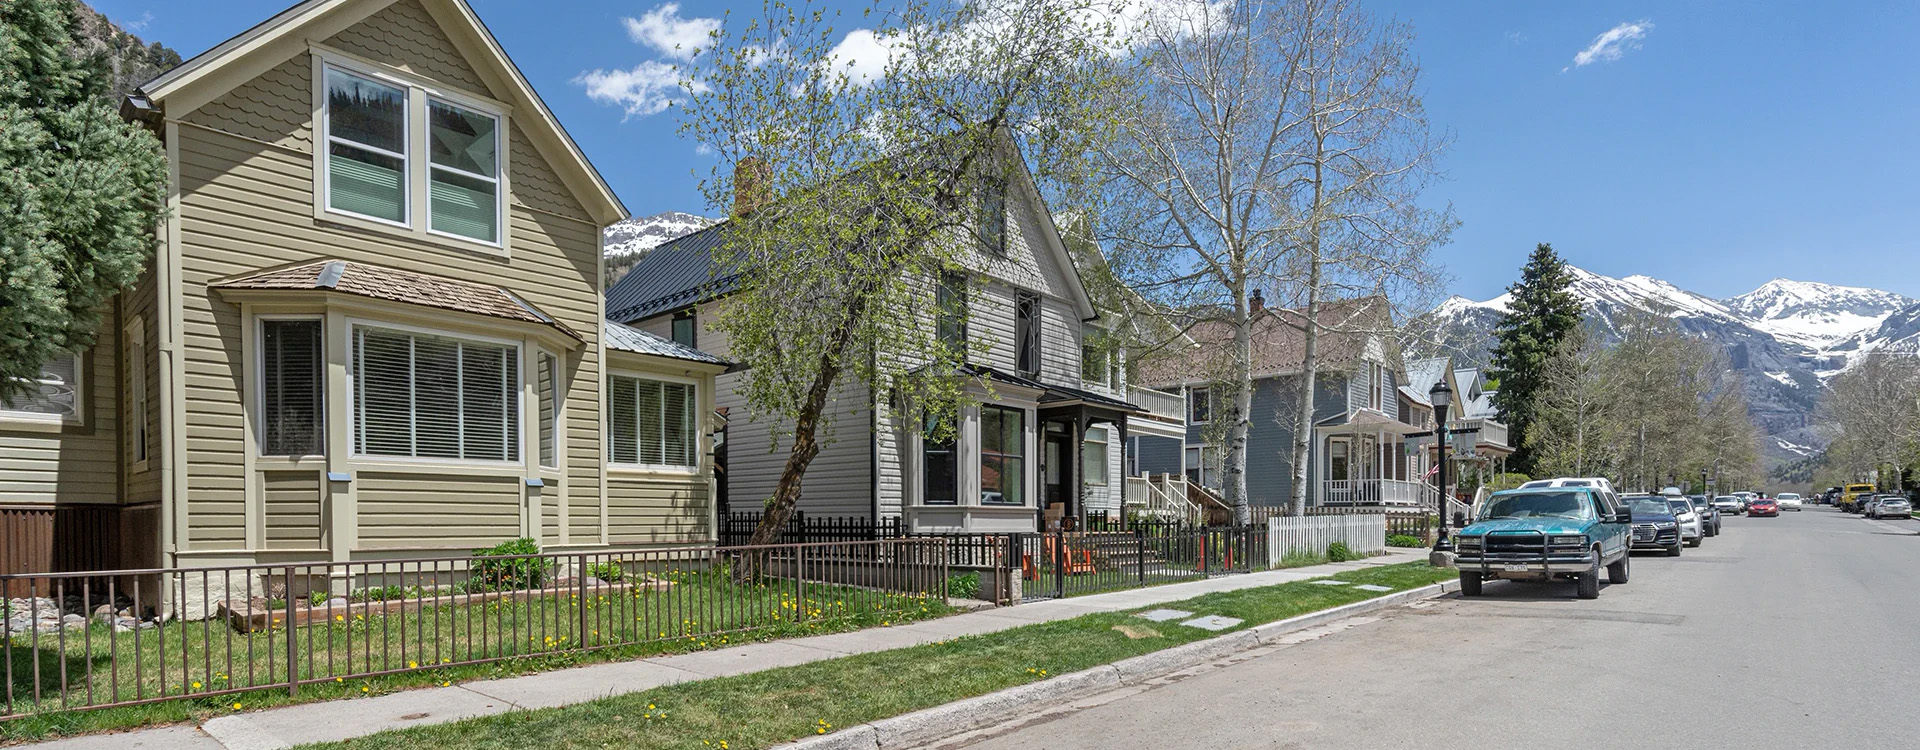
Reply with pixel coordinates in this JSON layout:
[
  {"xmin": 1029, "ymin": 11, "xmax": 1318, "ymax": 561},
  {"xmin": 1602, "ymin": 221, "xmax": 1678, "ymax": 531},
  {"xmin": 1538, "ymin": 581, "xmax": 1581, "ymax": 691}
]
[{"xmin": 947, "ymin": 507, "xmax": 1920, "ymax": 750}]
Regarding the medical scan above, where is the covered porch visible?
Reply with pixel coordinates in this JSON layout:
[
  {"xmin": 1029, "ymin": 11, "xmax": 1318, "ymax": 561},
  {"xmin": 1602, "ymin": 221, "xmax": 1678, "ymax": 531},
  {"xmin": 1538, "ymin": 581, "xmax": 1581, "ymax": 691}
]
[{"xmin": 1313, "ymin": 410, "xmax": 1437, "ymax": 510}]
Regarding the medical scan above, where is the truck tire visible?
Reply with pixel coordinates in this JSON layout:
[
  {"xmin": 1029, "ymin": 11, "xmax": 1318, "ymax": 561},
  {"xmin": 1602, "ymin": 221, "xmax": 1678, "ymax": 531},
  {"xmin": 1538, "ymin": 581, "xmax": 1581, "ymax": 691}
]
[
  {"xmin": 1575, "ymin": 558, "xmax": 1601, "ymax": 599},
  {"xmin": 1607, "ymin": 552, "xmax": 1630, "ymax": 584},
  {"xmin": 1459, "ymin": 571, "xmax": 1483, "ymax": 597}
]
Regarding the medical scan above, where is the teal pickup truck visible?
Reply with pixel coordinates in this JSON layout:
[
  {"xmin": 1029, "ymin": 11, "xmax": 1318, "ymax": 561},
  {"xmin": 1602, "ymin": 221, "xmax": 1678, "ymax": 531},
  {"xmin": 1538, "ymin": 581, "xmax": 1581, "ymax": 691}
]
[{"xmin": 1452, "ymin": 486, "xmax": 1633, "ymax": 599}]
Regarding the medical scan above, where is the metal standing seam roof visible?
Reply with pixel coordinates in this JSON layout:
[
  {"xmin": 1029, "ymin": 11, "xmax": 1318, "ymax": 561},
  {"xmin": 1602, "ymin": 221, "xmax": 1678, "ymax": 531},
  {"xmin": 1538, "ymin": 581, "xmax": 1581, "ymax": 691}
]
[
  {"xmin": 210, "ymin": 259, "xmax": 582, "ymax": 340},
  {"xmin": 604, "ymin": 223, "xmax": 743, "ymax": 323},
  {"xmin": 603, "ymin": 320, "xmax": 730, "ymax": 366}
]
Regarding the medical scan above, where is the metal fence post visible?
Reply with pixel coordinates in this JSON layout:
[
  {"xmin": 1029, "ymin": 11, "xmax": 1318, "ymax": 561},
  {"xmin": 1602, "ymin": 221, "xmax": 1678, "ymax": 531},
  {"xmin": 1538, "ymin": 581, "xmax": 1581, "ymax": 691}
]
[
  {"xmin": 1052, "ymin": 528, "xmax": 1065, "ymax": 599},
  {"xmin": 1136, "ymin": 528, "xmax": 1146, "ymax": 585},
  {"xmin": 284, "ymin": 566, "xmax": 298, "ymax": 697},
  {"xmin": 575, "ymin": 553, "xmax": 589, "ymax": 644}
]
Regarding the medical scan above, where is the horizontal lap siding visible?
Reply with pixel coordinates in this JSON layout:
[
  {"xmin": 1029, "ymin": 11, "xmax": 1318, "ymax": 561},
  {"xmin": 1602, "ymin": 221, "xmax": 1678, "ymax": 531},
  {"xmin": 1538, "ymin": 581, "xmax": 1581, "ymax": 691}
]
[
  {"xmin": 714, "ymin": 370, "xmax": 873, "ymax": 517},
  {"xmin": 0, "ymin": 319, "xmax": 118, "ymax": 506},
  {"xmin": 127, "ymin": 270, "xmax": 163, "ymax": 505},
  {"xmin": 606, "ymin": 475, "xmax": 709, "ymax": 545},
  {"xmin": 356, "ymin": 472, "xmax": 519, "ymax": 549},
  {"xmin": 262, "ymin": 470, "xmax": 323, "ymax": 549},
  {"xmin": 174, "ymin": 3, "xmax": 604, "ymax": 553}
]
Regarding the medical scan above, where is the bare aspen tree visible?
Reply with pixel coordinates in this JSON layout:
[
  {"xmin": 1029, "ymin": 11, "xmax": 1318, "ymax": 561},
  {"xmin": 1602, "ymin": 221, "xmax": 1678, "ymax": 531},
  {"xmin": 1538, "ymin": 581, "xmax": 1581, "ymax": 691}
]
[{"xmin": 1820, "ymin": 352, "xmax": 1920, "ymax": 492}]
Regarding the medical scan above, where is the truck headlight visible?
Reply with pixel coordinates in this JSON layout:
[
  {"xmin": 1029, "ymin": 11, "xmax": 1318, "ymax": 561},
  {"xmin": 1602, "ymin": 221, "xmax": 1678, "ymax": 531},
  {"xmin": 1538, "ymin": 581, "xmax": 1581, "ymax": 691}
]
[
  {"xmin": 1455, "ymin": 535, "xmax": 1481, "ymax": 548},
  {"xmin": 1550, "ymin": 535, "xmax": 1586, "ymax": 546}
]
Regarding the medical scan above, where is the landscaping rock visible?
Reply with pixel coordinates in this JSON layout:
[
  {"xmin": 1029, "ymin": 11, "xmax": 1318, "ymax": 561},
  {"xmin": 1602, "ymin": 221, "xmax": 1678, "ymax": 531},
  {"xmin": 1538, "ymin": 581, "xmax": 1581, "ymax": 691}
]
[{"xmin": 322, "ymin": 598, "xmax": 351, "ymax": 609}]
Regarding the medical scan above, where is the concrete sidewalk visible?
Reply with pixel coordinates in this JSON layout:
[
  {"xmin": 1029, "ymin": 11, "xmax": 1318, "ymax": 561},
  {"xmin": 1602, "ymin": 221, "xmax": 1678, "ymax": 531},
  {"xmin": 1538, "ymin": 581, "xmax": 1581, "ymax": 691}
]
[{"xmin": 26, "ymin": 549, "xmax": 1430, "ymax": 750}]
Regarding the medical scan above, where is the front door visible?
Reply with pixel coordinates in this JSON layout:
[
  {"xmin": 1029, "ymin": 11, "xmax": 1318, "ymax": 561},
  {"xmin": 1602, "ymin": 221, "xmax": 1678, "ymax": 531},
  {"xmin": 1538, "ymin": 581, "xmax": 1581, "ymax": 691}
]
[{"xmin": 1043, "ymin": 423, "xmax": 1073, "ymax": 524}]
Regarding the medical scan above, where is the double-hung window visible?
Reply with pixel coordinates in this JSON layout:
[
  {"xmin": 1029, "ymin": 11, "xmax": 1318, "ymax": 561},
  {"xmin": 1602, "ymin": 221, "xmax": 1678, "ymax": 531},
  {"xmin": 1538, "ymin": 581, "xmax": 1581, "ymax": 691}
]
[
  {"xmin": 1082, "ymin": 426, "xmax": 1109, "ymax": 486},
  {"xmin": 921, "ymin": 412, "xmax": 957, "ymax": 505},
  {"xmin": 980, "ymin": 406, "xmax": 1025, "ymax": 505},
  {"xmin": 260, "ymin": 319, "xmax": 324, "ymax": 456},
  {"xmin": 670, "ymin": 310, "xmax": 697, "ymax": 349},
  {"xmin": 352, "ymin": 325, "xmax": 519, "ymax": 462},
  {"xmin": 321, "ymin": 59, "xmax": 505, "ymax": 247},
  {"xmin": 2, "ymin": 351, "xmax": 81, "ymax": 422},
  {"xmin": 608, "ymin": 375, "xmax": 697, "ymax": 470},
  {"xmin": 324, "ymin": 67, "xmax": 409, "ymax": 224},
  {"xmin": 978, "ymin": 178, "xmax": 1006, "ymax": 255},
  {"xmin": 936, "ymin": 273, "xmax": 967, "ymax": 355},
  {"xmin": 1188, "ymin": 386, "xmax": 1211, "ymax": 424}
]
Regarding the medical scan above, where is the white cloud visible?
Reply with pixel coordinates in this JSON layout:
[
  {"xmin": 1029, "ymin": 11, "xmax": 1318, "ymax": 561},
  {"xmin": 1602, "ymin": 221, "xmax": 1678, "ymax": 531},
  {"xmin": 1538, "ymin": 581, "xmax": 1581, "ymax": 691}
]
[
  {"xmin": 825, "ymin": 29, "xmax": 903, "ymax": 84},
  {"xmin": 622, "ymin": 3, "xmax": 721, "ymax": 61},
  {"xmin": 575, "ymin": 61, "xmax": 706, "ymax": 118},
  {"xmin": 1566, "ymin": 20, "xmax": 1652, "ymax": 71},
  {"xmin": 124, "ymin": 11, "xmax": 154, "ymax": 32}
]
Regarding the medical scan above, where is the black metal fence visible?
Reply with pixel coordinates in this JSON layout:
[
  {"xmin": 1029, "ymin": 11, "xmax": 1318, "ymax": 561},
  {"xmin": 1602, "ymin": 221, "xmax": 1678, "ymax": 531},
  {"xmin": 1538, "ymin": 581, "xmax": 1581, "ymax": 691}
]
[
  {"xmin": 0, "ymin": 539, "xmax": 946, "ymax": 720},
  {"xmin": 1009, "ymin": 525, "xmax": 1264, "ymax": 601}
]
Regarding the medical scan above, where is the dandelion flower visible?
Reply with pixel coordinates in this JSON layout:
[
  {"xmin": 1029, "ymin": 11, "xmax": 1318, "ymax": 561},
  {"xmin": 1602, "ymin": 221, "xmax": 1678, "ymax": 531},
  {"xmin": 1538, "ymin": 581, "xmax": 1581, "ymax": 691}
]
[{"xmin": 232, "ymin": 702, "xmax": 243, "ymax": 710}]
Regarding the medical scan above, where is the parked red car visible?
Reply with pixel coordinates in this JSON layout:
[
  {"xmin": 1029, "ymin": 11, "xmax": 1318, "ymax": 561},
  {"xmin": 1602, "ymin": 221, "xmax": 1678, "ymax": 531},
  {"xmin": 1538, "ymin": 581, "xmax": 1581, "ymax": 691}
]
[{"xmin": 1748, "ymin": 498, "xmax": 1780, "ymax": 517}]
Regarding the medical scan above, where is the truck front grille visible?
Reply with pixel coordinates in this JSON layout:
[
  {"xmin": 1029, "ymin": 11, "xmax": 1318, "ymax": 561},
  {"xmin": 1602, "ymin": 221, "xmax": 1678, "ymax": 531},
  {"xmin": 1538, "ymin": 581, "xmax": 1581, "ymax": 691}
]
[{"xmin": 1484, "ymin": 534, "xmax": 1545, "ymax": 556}]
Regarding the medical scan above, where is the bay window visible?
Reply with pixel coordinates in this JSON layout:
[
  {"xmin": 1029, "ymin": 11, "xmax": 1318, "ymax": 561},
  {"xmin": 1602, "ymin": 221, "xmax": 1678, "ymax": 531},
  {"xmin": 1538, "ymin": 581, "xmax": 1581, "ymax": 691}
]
[
  {"xmin": 921, "ymin": 413, "xmax": 957, "ymax": 505},
  {"xmin": 537, "ymin": 351, "xmax": 558, "ymax": 468},
  {"xmin": 352, "ymin": 325, "xmax": 519, "ymax": 462},
  {"xmin": 260, "ymin": 319, "xmax": 324, "ymax": 456},
  {"xmin": 608, "ymin": 375, "xmax": 697, "ymax": 469},
  {"xmin": 1082, "ymin": 425, "xmax": 1109, "ymax": 486}
]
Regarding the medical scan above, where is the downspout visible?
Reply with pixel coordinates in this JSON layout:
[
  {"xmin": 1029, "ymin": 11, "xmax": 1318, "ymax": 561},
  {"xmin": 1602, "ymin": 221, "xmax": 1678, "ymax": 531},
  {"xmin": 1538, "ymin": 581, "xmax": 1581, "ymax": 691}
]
[{"xmin": 159, "ymin": 119, "xmax": 184, "ymax": 577}]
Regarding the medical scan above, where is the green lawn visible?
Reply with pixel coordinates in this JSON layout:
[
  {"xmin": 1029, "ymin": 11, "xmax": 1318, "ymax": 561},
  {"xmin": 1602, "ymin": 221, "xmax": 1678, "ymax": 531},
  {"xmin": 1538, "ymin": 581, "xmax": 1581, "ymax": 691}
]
[
  {"xmin": 311, "ymin": 563, "xmax": 1453, "ymax": 750},
  {"xmin": 0, "ymin": 569, "xmax": 951, "ymax": 743}
]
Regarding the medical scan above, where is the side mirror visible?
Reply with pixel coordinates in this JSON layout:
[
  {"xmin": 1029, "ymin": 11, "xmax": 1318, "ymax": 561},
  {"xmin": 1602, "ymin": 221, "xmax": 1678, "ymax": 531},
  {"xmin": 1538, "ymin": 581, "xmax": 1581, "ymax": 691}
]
[{"xmin": 1612, "ymin": 512, "xmax": 1633, "ymax": 524}]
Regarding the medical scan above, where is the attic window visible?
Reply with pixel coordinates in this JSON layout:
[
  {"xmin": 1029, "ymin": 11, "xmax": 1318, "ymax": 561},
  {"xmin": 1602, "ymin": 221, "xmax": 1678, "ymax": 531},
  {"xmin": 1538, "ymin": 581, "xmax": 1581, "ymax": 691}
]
[
  {"xmin": 428, "ymin": 99, "xmax": 501, "ymax": 243},
  {"xmin": 978, "ymin": 178, "xmax": 1007, "ymax": 256},
  {"xmin": 324, "ymin": 68, "xmax": 408, "ymax": 224}
]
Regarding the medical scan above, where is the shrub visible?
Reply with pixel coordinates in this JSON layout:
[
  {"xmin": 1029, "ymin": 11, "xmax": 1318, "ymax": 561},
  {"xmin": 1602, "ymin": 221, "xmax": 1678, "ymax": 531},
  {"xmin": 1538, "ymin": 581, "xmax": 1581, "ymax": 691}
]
[
  {"xmin": 1327, "ymin": 541, "xmax": 1362, "ymax": 562},
  {"xmin": 1386, "ymin": 534, "xmax": 1425, "ymax": 548},
  {"xmin": 469, "ymin": 538, "xmax": 550, "ymax": 591},
  {"xmin": 946, "ymin": 572, "xmax": 981, "ymax": 600},
  {"xmin": 586, "ymin": 561, "xmax": 626, "ymax": 583}
]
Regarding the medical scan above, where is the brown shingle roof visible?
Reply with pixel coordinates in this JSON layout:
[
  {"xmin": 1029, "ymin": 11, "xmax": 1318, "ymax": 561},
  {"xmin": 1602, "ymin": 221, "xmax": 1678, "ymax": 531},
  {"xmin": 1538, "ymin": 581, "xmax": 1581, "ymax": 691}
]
[{"xmin": 211, "ymin": 259, "xmax": 582, "ymax": 340}]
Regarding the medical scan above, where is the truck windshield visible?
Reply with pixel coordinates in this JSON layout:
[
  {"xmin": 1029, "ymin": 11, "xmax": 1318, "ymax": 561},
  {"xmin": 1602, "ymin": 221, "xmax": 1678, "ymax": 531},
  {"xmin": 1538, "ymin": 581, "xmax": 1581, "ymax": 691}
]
[{"xmin": 1476, "ymin": 491, "xmax": 1592, "ymax": 521}]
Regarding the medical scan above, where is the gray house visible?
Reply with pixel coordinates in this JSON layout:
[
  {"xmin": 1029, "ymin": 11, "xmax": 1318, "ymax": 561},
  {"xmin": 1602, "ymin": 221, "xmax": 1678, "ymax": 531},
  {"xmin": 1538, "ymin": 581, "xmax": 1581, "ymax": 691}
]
[
  {"xmin": 1134, "ymin": 297, "xmax": 1440, "ymax": 510},
  {"xmin": 604, "ymin": 147, "xmax": 1185, "ymax": 532}
]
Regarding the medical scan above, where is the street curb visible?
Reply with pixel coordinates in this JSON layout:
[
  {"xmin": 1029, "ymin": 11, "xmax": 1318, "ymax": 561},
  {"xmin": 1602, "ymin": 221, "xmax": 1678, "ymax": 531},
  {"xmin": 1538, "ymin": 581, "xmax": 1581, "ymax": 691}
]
[{"xmin": 773, "ymin": 578, "xmax": 1458, "ymax": 750}]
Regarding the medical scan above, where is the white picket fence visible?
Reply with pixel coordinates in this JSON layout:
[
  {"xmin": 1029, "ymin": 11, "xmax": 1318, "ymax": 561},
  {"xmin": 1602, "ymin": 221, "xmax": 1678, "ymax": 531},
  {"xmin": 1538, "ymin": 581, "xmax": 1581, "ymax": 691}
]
[{"xmin": 1266, "ymin": 514, "xmax": 1387, "ymax": 567}]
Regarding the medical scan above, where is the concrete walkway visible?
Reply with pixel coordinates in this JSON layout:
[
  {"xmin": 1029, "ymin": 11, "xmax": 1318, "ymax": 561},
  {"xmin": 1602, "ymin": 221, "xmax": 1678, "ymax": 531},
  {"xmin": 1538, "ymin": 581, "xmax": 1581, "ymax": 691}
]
[{"xmin": 26, "ymin": 549, "xmax": 1430, "ymax": 750}]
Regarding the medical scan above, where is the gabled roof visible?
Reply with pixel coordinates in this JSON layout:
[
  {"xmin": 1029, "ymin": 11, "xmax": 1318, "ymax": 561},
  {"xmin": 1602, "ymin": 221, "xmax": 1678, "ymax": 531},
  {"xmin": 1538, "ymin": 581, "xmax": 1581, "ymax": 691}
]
[
  {"xmin": 1135, "ymin": 297, "xmax": 1389, "ymax": 388},
  {"xmin": 212, "ymin": 259, "xmax": 581, "ymax": 340},
  {"xmin": 605, "ymin": 133, "xmax": 1096, "ymax": 324},
  {"xmin": 603, "ymin": 321, "xmax": 730, "ymax": 367},
  {"xmin": 1405, "ymin": 357, "xmax": 1450, "ymax": 397},
  {"xmin": 135, "ymin": 0, "xmax": 625, "ymax": 226}
]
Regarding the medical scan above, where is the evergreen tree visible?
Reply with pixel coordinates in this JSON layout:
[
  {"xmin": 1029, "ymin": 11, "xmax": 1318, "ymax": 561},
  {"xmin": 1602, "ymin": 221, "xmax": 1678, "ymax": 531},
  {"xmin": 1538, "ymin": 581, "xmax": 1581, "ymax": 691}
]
[
  {"xmin": 0, "ymin": 0, "xmax": 166, "ymax": 399},
  {"xmin": 1488, "ymin": 243, "xmax": 1584, "ymax": 474}
]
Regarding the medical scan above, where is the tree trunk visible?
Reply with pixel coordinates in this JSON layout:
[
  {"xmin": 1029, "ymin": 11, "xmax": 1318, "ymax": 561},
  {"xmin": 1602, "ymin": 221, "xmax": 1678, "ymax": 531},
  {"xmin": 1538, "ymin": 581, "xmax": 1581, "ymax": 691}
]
[
  {"xmin": 1286, "ymin": 253, "xmax": 1324, "ymax": 516},
  {"xmin": 735, "ymin": 297, "xmax": 866, "ymax": 582},
  {"xmin": 1226, "ymin": 283, "xmax": 1253, "ymax": 525}
]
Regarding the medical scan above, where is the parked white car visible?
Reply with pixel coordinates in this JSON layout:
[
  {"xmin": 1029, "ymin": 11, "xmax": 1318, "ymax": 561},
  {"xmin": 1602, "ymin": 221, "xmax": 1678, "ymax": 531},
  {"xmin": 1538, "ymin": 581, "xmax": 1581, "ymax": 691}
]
[
  {"xmin": 1519, "ymin": 477, "xmax": 1618, "ymax": 494},
  {"xmin": 1775, "ymin": 493, "xmax": 1804, "ymax": 511}
]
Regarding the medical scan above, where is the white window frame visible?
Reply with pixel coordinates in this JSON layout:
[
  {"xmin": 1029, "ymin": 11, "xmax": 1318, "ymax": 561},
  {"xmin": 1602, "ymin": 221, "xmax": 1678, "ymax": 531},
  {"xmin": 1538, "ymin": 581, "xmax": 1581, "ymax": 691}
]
[
  {"xmin": 344, "ymin": 318, "xmax": 524, "ymax": 467},
  {"xmin": 1, "ymin": 350, "xmax": 83, "ymax": 427},
  {"xmin": 311, "ymin": 46, "xmax": 511, "ymax": 255},
  {"xmin": 606, "ymin": 369, "xmax": 701, "ymax": 474},
  {"xmin": 126, "ymin": 316, "xmax": 149, "ymax": 470},
  {"xmin": 424, "ymin": 96, "xmax": 504, "ymax": 246},
  {"xmin": 1082, "ymin": 425, "xmax": 1109, "ymax": 487},
  {"xmin": 254, "ymin": 314, "xmax": 327, "ymax": 460},
  {"xmin": 319, "ymin": 62, "xmax": 412, "ymax": 230}
]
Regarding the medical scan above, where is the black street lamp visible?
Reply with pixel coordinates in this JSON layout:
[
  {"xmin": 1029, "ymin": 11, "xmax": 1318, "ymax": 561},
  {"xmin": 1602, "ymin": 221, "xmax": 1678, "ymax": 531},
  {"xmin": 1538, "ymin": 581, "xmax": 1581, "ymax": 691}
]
[
  {"xmin": 1429, "ymin": 380, "xmax": 1453, "ymax": 554},
  {"xmin": 1700, "ymin": 469, "xmax": 1708, "ymax": 497}
]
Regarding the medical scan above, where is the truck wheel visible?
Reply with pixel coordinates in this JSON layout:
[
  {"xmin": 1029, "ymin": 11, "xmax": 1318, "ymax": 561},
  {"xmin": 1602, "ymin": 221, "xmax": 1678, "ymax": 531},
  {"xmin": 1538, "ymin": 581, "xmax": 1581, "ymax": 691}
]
[
  {"xmin": 1575, "ymin": 558, "xmax": 1601, "ymax": 599},
  {"xmin": 1607, "ymin": 552, "xmax": 1630, "ymax": 584},
  {"xmin": 1666, "ymin": 543, "xmax": 1682, "ymax": 557},
  {"xmin": 1458, "ymin": 572, "xmax": 1483, "ymax": 597}
]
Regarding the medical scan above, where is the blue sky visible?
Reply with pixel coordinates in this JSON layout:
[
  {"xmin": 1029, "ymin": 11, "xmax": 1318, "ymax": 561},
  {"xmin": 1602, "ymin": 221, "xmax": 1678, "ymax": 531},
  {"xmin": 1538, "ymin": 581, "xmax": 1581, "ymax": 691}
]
[{"xmin": 92, "ymin": 0, "xmax": 1920, "ymax": 302}]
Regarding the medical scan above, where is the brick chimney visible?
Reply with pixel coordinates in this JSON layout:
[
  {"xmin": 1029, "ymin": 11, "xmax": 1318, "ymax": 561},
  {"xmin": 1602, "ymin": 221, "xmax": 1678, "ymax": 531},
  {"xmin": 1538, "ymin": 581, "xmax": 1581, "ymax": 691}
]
[
  {"xmin": 1250, "ymin": 288, "xmax": 1265, "ymax": 314},
  {"xmin": 732, "ymin": 157, "xmax": 771, "ymax": 216}
]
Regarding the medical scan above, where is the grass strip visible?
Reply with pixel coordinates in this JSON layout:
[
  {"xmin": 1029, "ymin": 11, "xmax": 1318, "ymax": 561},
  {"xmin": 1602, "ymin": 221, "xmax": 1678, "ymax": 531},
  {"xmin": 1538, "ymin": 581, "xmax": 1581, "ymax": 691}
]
[{"xmin": 312, "ymin": 563, "xmax": 1453, "ymax": 750}]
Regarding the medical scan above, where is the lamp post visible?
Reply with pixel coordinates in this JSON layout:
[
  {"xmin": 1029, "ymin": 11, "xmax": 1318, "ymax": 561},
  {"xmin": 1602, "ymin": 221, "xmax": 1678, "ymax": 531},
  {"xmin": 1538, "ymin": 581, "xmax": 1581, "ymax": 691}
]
[
  {"xmin": 1429, "ymin": 380, "xmax": 1453, "ymax": 556},
  {"xmin": 1700, "ymin": 469, "xmax": 1708, "ymax": 498}
]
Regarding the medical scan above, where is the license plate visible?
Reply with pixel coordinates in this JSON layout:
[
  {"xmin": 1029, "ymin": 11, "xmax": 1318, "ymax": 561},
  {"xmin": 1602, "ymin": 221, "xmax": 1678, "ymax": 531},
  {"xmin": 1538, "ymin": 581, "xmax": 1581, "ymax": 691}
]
[
  {"xmin": 1502, "ymin": 563, "xmax": 1529, "ymax": 572},
  {"xmin": 1634, "ymin": 531, "xmax": 1652, "ymax": 541}
]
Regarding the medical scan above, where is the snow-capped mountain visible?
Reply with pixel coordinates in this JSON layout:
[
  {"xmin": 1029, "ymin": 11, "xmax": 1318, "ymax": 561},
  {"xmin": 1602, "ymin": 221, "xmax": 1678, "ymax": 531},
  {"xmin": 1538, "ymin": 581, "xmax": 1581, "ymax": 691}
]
[
  {"xmin": 1426, "ymin": 266, "xmax": 1920, "ymax": 468},
  {"xmin": 1723, "ymin": 279, "xmax": 1915, "ymax": 350},
  {"xmin": 604, "ymin": 211, "xmax": 715, "ymax": 260},
  {"xmin": 602, "ymin": 211, "xmax": 716, "ymax": 284}
]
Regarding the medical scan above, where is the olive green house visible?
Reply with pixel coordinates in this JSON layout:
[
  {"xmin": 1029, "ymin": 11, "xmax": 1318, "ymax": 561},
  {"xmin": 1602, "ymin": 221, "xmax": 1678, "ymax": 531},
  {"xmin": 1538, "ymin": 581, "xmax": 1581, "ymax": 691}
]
[{"xmin": 0, "ymin": 0, "xmax": 723, "ymax": 586}]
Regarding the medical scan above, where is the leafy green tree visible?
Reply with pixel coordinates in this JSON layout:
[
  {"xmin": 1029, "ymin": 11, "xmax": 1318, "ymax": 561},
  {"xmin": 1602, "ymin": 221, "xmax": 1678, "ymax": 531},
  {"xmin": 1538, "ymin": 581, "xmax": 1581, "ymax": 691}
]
[
  {"xmin": 680, "ymin": 0, "xmax": 1124, "ymax": 549},
  {"xmin": 1488, "ymin": 243, "xmax": 1583, "ymax": 474},
  {"xmin": 0, "ymin": 0, "xmax": 166, "ymax": 399}
]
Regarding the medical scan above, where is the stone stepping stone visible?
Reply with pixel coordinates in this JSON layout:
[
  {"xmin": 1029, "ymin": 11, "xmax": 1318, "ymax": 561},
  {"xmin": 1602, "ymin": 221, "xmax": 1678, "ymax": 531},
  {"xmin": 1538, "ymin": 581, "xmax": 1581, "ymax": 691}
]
[
  {"xmin": 1137, "ymin": 608, "xmax": 1194, "ymax": 622},
  {"xmin": 1180, "ymin": 615, "xmax": 1244, "ymax": 632},
  {"xmin": 1309, "ymin": 580, "xmax": 1350, "ymax": 586},
  {"xmin": 1352, "ymin": 584, "xmax": 1393, "ymax": 592}
]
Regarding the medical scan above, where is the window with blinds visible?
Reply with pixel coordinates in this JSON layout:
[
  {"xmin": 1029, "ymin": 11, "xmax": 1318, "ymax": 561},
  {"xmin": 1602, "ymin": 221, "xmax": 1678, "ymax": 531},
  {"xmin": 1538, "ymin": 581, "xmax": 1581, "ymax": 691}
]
[
  {"xmin": 608, "ymin": 375, "xmax": 696, "ymax": 469},
  {"xmin": 260, "ymin": 320, "xmax": 324, "ymax": 456},
  {"xmin": 537, "ymin": 352, "xmax": 558, "ymax": 468},
  {"xmin": 352, "ymin": 325, "xmax": 519, "ymax": 462},
  {"xmin": 324, "ymin": 67, "xmax": 408, "ymax": 224},
  {"xmin": 427, "ymin": 99, "xmax": 500, "ymax": 243}
]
